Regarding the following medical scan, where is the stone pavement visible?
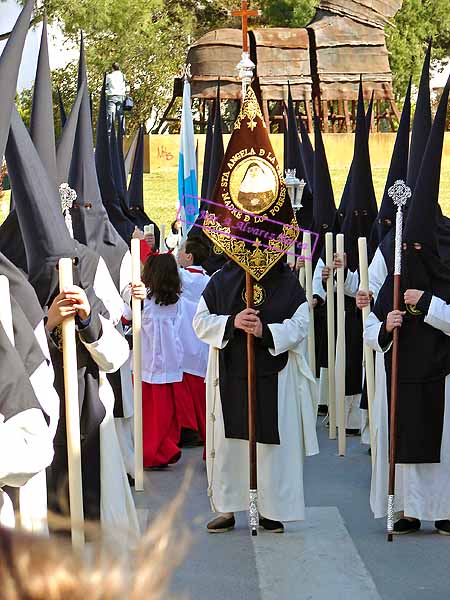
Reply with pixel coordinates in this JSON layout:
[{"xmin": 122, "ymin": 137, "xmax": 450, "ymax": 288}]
[{"xmin": 134, "ymin": 421, "xmax": 449, "ymax": 600}]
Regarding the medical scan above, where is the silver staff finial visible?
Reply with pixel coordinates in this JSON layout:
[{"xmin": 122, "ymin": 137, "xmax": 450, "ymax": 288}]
[
  {"xmin": 59, "ymin": 183, "xmax": 77, "ymax": 239},
  {"xmin": 388, "ymin": 179, "xmax": 411, "ymax": 208},
  {"xmin": 180, "ymin": 63, "xmax": 192, "ymax": 81},
  {"xmin": 388, "ymin": 179, "xmax": 411, "ymax": 277}
]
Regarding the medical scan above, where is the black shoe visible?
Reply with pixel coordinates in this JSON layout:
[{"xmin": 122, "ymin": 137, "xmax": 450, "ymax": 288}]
[
  {"xmin": 127, "ymin": 474, "xmax": 135, "ymax": 487},
  {"xmin": 179, "ymin": 428, "xmax": 200, "ymax": 448},
  {"xmin": 207, "ymin": 515, "xmax": 235, "ymax": 533},
  {"xmin": 393, "ymin": 518, "xmax": 421, "ymax": 535},
  {"xmin": 259, "ymin": 516, "xmax": 284, "ymax": 533},
  {"xmin": 317, "ymin": 404, "xmax": 328, "ymax": 416},
  {"xmin": 435, "ymin": 520, "xmax": 450, "ymax": 535},
  {"xmin": 346, "ymin": 428, "xmax": 361, "ymax": 436},
  {"xmin": 367, "ymin": 448, "xmax": 372, "ymax": 456}
]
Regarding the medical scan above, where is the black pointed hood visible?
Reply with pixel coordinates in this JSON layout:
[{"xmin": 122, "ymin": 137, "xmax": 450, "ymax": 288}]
[
  {"xmin": 336, "ymin": 85, "xmax": 375, "ymax": 230},
  {"xmin": 285, "ymin": 82, "xmax": 313, "ymax": 229},
  {"xmin": 6, "ymin": 107, "xmax": 77, "ymax": 307},
  {"xmin": 403, "ymin": 77, "xmax": 450, "ymax": 251},
  {"xmin": 0, "ymin": 251, "xmax": 43, "ymax": 329},
  {"xmin": 69, "ymin": 61, "xmax": 128, "ymax": 289},
  {"xmin": 29, "ymin": 14, "xmax": 57, "ymax": 186},
  {"xmin": 109, "ymin": 118, "xmax": 127, "ymax": 202},
  {"xmin": 340, "ymin": 79, "xmax": 378, "ymax": 270},
  {"xmin": 124, "ymin": 127, "xmax": 139, "ymax": 179},
  {"xmin": 57, "ymin": 88, "xmax": 67, "ymax": 129},
  {"xmin": 117, "ymin": 115, "xmax": 127, "ymax": 196},
  {"xmin": 407, "ymin": 40, "xmax": 432, "ymax": 192},
  {"xmin": 94, "ymin": 74, "xmax": 135, "ymax": 245},
  {"xmin": 0, "ymin": 0, "xmax": 33, "ymax": 160},
  {"xmin": 206, "ymin": 80, "xmax": 224, "ymax": 200},
  {"xmin": 299, "ymin": 116, "xmax": 314, "ymax": 194},
  {"xmin": 366, "ymin": 90, "xmax": 374, "ymax": 133},
  {"xmin": 371, "ymin": 79, "xmax": 412, "ymax": 248},
  {"xmin": 312, "ymin": 114, "xmax": 336, "ymax": 265},
  {"xmin": 201, "ymin": 102, "xmax": 214, "ymax": 200},
  {"xmin": 127, "ymin": 125, "xmax": 161, "ymax": 243},
  {"xmin": 56, "ymin": 82, "xmax": 85, "ymax": 184}
]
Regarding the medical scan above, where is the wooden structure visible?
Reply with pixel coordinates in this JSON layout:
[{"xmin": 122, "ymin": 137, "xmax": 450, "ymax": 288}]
[{"xmin": 157, "ymin": 0, "xmax": 403, "ymax": 133}]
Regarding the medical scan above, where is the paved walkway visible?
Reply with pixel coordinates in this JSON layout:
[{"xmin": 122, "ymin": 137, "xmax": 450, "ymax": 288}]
[{"xmin": 134, "ymin": 421, "xmax": 449, "ymax": 600}]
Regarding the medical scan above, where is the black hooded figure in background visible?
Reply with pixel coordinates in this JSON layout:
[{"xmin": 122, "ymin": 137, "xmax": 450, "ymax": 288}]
[
  {"xmin": 6, "ymin": 105, "xmax": 138, "ymax": 531},
  {"xmin": 364, "ymin": 77, "xmax": 450, "ymax": 537}
]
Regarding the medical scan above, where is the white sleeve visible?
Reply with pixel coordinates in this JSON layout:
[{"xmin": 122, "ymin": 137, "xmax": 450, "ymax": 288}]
[
  {"xmin": 344, "ymin": 270, "xmax": 360, "ymax": 297},
  {"xmin": 313, "ymin": 258, "xmax": 326, "ymax": 301},
  {"xmin": 119, "ymin": 251, "xmax": 132, "ymax": 306},
  {"xmin": 0, "ymin": 409, "xmax": 54, "ymax": 487},
  {"xmin": 29, "ymin": 360, "xmax": 60, "ymax": 440},
  {"xmin": 93, "ymin": 257, "xmax": 125, "ymax": 326},
  {"xmin": 192, "ymin": 297, "xmax": 230, "ymax": 349},
  {"xmin": 368, "ymin": 248, "xmax": 388, "ymax": 301},
  {"xmin": 268, "ymin": 302, "xmax": 310, "ymax": 356},
  {"xmin": 363, "ymin": 311, "xmax": 390, "ymax": 353},
  {"xmin": 81, "ymin": 314, "xmax": 130, "ymax": 373},
  {"xmin": 423, "ymin": 296, "xmax": 450, "ymax": 336}
]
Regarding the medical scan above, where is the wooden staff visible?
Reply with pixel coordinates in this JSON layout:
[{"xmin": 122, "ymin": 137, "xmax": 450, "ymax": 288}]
[
  {"xmin": 325, "ymin": 233, "xmax": 336, "ymax": 440},
  {"xmin": 58, "ymin": 258, "xmax": 84, "ymax": 550},
  {"xmin": 246, "ymin": 271, "xmax": 258, "ymax": 536},
  {"xmin": 358, "ymin": 237, "xmax": 376, "ymax": 470},
  {"xmin": 303, "ymin": 232, "xmax": 316, "ymax": 377},
  {"xmin": 335, "ymin": 234, "xmax": 346, "ymax": 456},
  {"xmin": 131, "ymin": 238, "xmax": 144, "ymax": 492},
  {"xmin": 387, "ymin": 180, "xmax": 410, "ymax": 541}
]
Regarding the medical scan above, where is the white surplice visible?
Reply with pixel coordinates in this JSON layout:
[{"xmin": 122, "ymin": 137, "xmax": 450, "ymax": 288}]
[
  {"xmin": 90, "ymin": 259, "xmax": 139, "ymax": 534},
  {"xmin": 364, "ymin": 296, "xmax": 450, "ymax": 521},
  {"xmin": 193, "ymin": 299, "xmax": 319, "ymax": 522}
]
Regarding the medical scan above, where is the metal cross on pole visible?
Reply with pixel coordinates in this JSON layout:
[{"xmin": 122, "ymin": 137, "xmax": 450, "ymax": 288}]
[
  {"xmin": 231, "ymin": 0, "xmax": 260, "ymax": 98},
  {"xmin": 386, "ymin": 178, "xmax": 411, "ymax": 542},
  {"xmin": 231, "ymin": 0, "xmax": 259, "ymax": 53}
]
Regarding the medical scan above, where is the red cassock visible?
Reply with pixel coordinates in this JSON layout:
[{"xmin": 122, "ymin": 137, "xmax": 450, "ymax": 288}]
[
  {"xmin": 142, "ymin": 382, "xmax": 182, "ymax": 467},
  {"xmin": 174, "ymin": 372, "xmax": 207, "ymax": 442}
]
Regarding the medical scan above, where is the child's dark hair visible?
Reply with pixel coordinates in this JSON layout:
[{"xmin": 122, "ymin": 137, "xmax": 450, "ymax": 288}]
[
  {"xmin": 185, "ymin": 239, "xmax": 209, "ymax": 266},
  {"xmin": 142, "ymin": 253, "xmax": 181, "ymax": 306}
]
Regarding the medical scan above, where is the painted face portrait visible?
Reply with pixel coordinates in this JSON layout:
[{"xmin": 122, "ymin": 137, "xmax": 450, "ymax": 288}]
[{"xmin": 236, "ymin": 161, "xmax": 277, "ymax": 213}]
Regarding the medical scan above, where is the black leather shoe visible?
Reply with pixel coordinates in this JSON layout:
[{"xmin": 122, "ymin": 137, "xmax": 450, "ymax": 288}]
[
  {"xmin": 435, "ymin": 520, "xmax": 450, "ymax": 535},
  {"xmin": 259, "ymin": 516, "xmax": 284, "ymax": 533},
  {"xmin": 393, "ymin": 518, "xmax": 421, "ymax": 535},
  {"xmin": 207, "ymin": 515, "xmax": 235, "ymax": 533}
]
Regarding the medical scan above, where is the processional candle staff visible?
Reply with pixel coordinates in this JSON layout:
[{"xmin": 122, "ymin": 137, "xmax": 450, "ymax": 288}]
[
  {"xmin": 131, "ymin": 238, "xmax": 144, "ymax": 492},
  {"xmin": 59, "ymin": 257, "xmax": 85, "ymax": 550},
  {"xmin": 387, "ymin": 179, "xmax": 411, "ymax": 542}
]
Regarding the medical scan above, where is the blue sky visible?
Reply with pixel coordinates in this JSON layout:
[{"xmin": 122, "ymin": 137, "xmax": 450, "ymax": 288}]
[{"xmin": 0, "ymin": 0, "xmax": 40, "ymax": 90}]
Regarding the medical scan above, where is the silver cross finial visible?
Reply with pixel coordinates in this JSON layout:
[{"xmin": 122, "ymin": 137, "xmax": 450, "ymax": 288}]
[
  {"xmin": 388, "ymin": 179, "xmax": 411, "ymax": 209},
  {"xmin": 59, "ymin": 183, "xmax": 77, "ymax": 238}
]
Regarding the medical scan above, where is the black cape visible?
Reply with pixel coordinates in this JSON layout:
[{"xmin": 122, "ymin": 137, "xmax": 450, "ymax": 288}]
[
  {"xmin": 373, "ymin": 250, "xmax": 450, "ymax": 463},
  {"xmin": 202, "ymin": 261, "xmax": 306, "ymax": 444}
]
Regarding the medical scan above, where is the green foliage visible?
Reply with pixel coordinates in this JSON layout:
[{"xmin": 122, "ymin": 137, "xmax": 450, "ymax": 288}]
[
  {"xmin": 386, "ymin": 0, "xmax": 450, "ymax": 98},
  {"xmin": 12, "ymin": 0, "xmax": 449, "ymax": 129}
]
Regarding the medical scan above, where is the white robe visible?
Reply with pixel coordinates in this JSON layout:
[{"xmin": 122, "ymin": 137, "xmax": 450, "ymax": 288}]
[
  {"xmin": 89, "ymin": 259, "xmax": 139, "ymax": 533},
  {"xmin": 364, "ymin": 296, "xmax": 450, "ymax": 521},
  {"xmin": 345, "ymin": 251, "xmax": 389, "ymax": 442},
  {"xmin": 0, "ymin": 407, "xmax": 54, "ymax": 528},
  {"xmin": 312, "ymin": 258, "xmax": 360, "ymax": 429},
  {"xmin": 99, "ymin": 251, "xmax": 135, "ymax": 478},
  {"xmin": 193, "ymin": 299, "xmax": 319, "ymax": 522}
]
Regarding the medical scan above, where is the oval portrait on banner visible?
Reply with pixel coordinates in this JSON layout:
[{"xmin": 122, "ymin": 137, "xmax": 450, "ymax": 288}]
[{"xmin": 230, "ymin": 157, "xmax": 279, "ymax": 215}]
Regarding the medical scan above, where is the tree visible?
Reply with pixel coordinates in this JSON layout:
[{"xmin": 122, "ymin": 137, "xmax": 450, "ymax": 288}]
[{"xmin": 385, "ymin": 0, "xmax": 450, "ymax": 97}]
